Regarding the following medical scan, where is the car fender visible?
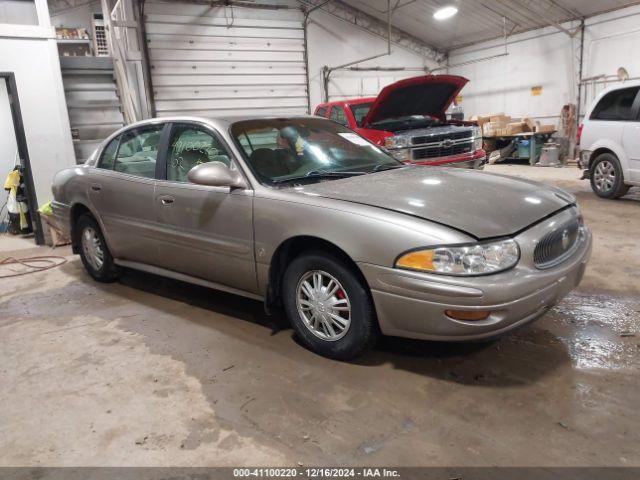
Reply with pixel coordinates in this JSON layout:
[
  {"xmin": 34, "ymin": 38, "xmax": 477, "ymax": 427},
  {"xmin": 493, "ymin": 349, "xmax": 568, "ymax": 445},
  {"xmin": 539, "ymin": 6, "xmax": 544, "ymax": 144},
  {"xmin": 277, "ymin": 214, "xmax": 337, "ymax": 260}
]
[
  {"xmin": 252, "ymin": 193, "xmax": 473, "ymax": 296},
  {"xmin": 52, "ymin": 166, "xmax": 112, "ymax": 250},
  {"xmin": 585, "ymin": 138, "xmax": 629, "ymax": 172}
]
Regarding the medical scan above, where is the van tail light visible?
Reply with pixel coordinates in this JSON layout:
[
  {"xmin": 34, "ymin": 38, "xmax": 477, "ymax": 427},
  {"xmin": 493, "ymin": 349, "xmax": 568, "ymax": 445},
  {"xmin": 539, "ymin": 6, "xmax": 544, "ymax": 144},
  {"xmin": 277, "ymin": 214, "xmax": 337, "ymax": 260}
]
[{"xmin": 576, "ymin": 123, "xmax": 583, "ymax": 145}]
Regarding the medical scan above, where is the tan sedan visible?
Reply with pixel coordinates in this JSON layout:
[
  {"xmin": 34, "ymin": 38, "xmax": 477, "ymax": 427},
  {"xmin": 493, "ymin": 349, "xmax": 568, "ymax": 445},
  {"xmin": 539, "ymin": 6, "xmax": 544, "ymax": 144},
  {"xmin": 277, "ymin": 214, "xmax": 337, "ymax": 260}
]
[{"xmin": 51, "ymin": 116, "xmax": 592, "ymax": 359}]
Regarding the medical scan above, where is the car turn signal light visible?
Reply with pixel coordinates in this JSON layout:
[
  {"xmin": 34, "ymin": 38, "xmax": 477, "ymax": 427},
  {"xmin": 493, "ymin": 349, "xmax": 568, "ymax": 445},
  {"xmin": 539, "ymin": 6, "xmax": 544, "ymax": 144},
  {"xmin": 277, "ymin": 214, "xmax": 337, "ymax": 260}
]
[
  {"xmin": 395, "ymin": 250, "xmax": 434, "ymax": 271},
  {"xmin": 445, "ymin": 310, "xmax": 491, "ymax": 321}
]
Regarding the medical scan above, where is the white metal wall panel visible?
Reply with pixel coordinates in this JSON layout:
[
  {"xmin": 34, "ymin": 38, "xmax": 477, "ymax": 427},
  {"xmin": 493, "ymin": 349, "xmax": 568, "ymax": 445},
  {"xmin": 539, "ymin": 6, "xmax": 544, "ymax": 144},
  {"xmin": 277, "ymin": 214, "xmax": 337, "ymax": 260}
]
[
  {"xmin": 144, "ymin": 1, "xmax": 308, "ymax": 118},
  {"xmin": 60, "ymin": 57, "xmax": 125, "ymax": 162}
]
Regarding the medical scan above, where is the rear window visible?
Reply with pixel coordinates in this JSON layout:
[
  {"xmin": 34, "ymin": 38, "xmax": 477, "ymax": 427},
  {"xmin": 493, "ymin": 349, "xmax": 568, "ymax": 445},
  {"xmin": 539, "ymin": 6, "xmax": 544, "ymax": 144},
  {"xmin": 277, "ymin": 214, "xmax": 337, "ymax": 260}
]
[
  {"xmin": 590, "ymin": 86, "xmax": 639, "ymax": 121},
  {"xmin": 350, "ymin": 102, "xmax": 372, "ymax": 127},
  {"xmin": 315, "ymin": 106, "xmax": 327, "ymax": 118}
]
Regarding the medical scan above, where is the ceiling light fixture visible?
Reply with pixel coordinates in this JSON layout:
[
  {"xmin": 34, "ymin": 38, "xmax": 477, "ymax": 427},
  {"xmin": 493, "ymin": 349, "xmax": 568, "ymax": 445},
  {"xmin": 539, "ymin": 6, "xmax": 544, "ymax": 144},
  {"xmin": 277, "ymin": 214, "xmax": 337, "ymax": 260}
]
[{"xmin": 433, "ymin": 5, "xmax": 458, "ymax": 20}]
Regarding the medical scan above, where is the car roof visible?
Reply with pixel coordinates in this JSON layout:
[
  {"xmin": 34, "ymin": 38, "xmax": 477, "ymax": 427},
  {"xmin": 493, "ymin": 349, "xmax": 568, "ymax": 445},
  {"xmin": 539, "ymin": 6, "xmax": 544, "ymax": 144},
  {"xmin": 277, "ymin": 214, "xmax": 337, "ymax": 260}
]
[
  {"xmin": 593, "ymin": 79, "xmax": 640, "ymax": 97},
  {"xmin": 317, "ymin": 97, "xmax": 376, "ymax": 108},
  {"xmin": 121, "ymin": 114, "xmax": 323, "ymax": 129}
]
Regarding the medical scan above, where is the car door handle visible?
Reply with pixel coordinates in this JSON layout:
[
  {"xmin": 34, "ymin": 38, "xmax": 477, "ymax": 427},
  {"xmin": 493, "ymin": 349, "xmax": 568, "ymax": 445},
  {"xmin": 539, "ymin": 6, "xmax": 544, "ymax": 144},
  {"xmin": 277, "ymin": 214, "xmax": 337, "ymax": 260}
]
[
  {"xmin": 90, "ymin": 184, "xmax": 102, "ymax": 192},
  {"xmin": 159, "ymin": 195, "xmax": 175, "ymax": 206}
]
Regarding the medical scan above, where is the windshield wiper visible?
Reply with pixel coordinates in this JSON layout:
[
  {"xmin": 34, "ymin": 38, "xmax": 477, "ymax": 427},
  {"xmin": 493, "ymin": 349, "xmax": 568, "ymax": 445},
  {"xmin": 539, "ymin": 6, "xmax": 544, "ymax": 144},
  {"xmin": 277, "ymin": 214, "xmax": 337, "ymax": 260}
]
[
  {"xmin": 371, "ymin": 163, "xmax": 406, "ymax": 173},
  {"xmin": 273, "ymin": 170, "xmax": 366, "ymax": 184}
]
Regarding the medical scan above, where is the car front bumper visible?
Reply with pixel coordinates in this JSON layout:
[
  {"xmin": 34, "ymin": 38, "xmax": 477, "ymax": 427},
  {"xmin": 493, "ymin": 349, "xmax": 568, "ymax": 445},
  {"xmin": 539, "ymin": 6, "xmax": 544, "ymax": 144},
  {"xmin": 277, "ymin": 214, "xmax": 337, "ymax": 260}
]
[{"xmin": 358, "ymin": 209, "xmax": 592, "ymax": 341}]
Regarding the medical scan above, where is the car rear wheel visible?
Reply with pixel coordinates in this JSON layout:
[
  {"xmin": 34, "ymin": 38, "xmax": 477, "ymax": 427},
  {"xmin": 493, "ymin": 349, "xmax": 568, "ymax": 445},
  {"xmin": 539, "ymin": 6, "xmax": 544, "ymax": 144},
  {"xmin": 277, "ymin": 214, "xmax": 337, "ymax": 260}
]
[
  {"xmin": 590, "ymin": 153, "xmax": 629, "ymax": 199},
  {"xmin": 282, "ymin": 252, "xmax": 378, "ymax": 360},
  {"xmin": 76, "ymin": 214, "xmax": 120, "ymax": 282}
]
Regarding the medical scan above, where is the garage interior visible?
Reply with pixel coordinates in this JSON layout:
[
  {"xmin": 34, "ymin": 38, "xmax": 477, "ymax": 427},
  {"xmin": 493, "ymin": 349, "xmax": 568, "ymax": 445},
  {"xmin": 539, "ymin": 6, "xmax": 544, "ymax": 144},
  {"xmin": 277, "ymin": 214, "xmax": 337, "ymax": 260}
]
[{"xmin": 1, "ymin": 0, "xmax": 640, "ymax": 470}]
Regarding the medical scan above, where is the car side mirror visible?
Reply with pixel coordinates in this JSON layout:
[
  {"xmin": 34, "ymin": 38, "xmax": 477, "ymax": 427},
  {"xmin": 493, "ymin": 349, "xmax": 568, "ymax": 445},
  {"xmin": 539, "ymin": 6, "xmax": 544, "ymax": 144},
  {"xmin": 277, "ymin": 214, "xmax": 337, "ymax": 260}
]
[{"xmin": 187, "ymin": 161, "xmax": 247, "ymax": 189}]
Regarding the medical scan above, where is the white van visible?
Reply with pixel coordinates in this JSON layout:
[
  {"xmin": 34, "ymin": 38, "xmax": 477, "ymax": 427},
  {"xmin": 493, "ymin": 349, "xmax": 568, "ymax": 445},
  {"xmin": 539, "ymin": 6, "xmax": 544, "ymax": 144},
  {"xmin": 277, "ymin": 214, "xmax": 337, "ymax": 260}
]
[{"xmin": 578, "ymin": 81, "xmax": 640, "ymax": 198}]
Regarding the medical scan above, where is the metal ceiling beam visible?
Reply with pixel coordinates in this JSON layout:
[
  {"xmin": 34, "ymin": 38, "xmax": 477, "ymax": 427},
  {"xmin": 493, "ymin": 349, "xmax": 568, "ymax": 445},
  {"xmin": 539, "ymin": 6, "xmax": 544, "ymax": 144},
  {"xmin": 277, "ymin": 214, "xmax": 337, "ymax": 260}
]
[
  {"xmin": 510, "ymin": 0, "xmax": 580, "ymax": 37},
  {"xmin": 299, "ymin": 0, "xmax": 445, "ymax": 62}
]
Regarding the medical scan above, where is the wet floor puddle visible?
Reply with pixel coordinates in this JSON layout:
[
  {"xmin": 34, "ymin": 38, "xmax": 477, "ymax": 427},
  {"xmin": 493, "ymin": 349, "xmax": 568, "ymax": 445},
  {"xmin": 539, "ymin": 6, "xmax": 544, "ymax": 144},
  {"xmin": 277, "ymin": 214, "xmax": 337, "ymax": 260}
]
[{"xmin": 549, "ymin": 291, "xmax": 640, "ymax": 370}]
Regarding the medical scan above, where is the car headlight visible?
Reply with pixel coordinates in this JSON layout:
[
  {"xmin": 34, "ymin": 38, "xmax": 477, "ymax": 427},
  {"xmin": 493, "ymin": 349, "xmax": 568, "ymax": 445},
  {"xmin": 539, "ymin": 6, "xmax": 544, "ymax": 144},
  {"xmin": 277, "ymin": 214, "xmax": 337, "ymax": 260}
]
[{"xmin": 395, "ymin": 238, "xmax": 520, "ymax": 276}]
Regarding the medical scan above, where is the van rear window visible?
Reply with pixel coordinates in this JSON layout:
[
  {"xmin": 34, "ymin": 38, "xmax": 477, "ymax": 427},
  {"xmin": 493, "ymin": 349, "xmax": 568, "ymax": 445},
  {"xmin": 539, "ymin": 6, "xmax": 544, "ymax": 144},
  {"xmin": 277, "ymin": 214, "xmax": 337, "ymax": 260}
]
[{"xmin": 590, "ymin": 87, "xmax": 639, "ymax": 121}]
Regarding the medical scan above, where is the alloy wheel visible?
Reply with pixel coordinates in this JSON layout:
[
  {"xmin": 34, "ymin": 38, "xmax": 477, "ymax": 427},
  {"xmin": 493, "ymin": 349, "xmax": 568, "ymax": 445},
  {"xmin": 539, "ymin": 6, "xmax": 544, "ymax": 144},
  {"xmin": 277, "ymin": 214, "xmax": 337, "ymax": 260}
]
[
  {"xmin": 296, "ymin": 270, "xmax": 351, "ymax": 341},
  {"xmin": 593, "ymin": 160, "xmax": 615, "ymax": 193},
  {"xmin": 81, "ymin": 227, "xmax": 105, "ymax": 271}
]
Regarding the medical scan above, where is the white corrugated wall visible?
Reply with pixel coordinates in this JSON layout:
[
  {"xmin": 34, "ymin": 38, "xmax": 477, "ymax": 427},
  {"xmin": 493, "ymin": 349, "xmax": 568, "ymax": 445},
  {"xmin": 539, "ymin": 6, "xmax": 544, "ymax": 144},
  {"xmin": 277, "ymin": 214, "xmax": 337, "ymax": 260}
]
[
  {"xmin": 144, "ymin": 0, "xmax": 308, "ymax": 118},
  {"xmin": 447, "ymin": 3, "xmax": 640, "ymax": 123}
]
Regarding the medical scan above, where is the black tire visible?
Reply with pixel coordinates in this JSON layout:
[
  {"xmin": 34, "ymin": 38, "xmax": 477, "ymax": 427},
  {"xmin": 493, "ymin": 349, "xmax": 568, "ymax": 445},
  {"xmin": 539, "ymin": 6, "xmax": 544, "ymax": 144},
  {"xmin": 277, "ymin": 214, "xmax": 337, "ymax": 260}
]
[
  {"xmin": 590, "ymin": 153, "xmax": 630, "ymax": 199},
  {"xmin": 282, "ymin": 251, "xmax": 378, "ymax": 360},
  {"xmin": 76, "ymin": 213, "xmax": 120, "ymax": 282}
]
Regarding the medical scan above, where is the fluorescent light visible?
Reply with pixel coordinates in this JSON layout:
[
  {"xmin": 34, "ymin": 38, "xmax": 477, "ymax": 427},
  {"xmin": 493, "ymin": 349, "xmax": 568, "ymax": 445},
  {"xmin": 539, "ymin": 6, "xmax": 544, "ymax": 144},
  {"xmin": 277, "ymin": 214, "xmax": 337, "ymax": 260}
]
[{"xmin": 433, "ymin": 5, "xmax": 458, "ymax": 20}]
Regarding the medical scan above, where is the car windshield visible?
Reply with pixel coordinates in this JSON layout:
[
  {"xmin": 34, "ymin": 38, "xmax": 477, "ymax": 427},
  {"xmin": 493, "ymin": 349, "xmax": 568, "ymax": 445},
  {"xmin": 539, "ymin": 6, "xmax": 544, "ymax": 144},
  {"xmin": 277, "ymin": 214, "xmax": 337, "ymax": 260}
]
[
  {"xmin": 230, "ymin": 118, "xmax": 401, "ymax": 186},
  {"xmin": 350, "ymin": 102, "xmax": 372, "ymax": 127}
]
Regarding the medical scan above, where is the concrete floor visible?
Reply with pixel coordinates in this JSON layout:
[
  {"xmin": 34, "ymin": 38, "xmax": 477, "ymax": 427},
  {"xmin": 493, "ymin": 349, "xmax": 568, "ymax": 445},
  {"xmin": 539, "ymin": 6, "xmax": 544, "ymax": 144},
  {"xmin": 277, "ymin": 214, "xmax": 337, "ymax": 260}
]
[{"xmin": 1, "ymin": 164, "xmax": 639, "ymax": 467}]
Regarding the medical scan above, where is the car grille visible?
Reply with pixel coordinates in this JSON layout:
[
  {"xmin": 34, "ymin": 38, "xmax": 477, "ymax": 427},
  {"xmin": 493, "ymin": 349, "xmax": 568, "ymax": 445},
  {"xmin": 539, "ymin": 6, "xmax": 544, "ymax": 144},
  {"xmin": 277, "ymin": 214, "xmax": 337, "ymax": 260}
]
[
  {"xmin": 533, "ymin": 217, "xmax": 581, "ymax": 268},
  {"xmin": 412, "ymin": 142, "xmax": 473, "ymax": 160},
  {"xmin": 411, "ymin": 131, "xmax": 471, "ymax": 145}
]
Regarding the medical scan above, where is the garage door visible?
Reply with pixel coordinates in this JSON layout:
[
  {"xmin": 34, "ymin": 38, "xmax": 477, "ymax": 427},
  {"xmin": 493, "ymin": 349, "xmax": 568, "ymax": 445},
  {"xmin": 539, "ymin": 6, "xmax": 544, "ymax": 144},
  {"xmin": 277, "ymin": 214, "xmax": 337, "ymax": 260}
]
[{"xmin": 144, "ymin": 1, "xmax": 308, "ymax": 118}]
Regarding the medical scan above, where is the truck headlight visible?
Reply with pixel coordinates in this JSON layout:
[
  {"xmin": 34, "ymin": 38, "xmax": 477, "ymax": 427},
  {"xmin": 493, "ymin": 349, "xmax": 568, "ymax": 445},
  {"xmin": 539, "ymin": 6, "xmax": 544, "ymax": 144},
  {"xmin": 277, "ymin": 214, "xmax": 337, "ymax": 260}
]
[
  {"xmin": 385, "ymin": 135, "xmax": 410, "ymax": 161},
  {"xmin": 395, "ymin": 238, "xmax": 520, "ymax": 276},
  {"xmin": 385, "ymin": 135, "xmax": 408, "ymax": 149}
]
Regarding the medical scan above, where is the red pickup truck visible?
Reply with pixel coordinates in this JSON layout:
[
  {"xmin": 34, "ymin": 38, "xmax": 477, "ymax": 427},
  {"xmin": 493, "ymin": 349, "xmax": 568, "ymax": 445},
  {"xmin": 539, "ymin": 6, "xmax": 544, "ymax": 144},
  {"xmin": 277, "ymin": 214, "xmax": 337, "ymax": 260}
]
[{"xmin": 314, "ymin": 75, "xmax": 485, "ymax": 168}]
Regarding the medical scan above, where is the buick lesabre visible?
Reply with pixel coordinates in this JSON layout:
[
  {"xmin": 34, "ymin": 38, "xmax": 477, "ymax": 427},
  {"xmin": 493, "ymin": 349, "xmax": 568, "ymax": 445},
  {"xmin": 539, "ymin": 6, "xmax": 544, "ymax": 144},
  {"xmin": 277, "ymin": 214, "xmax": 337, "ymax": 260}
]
[{"xmin": 51, "ymin": 116, "xmax": 592, "ymax": 359}]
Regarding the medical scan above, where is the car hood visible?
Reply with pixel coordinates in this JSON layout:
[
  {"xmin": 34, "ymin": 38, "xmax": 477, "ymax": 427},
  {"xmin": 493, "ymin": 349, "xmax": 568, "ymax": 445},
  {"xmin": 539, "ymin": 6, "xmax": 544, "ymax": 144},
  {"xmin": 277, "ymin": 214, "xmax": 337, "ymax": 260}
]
[
  {"xmin": 362, "ymin": 75, "xmax": 468, "ymax": 127},
  {"xmin": 296, "ymin": 167, "xmax": 574, "ymax": 239}
]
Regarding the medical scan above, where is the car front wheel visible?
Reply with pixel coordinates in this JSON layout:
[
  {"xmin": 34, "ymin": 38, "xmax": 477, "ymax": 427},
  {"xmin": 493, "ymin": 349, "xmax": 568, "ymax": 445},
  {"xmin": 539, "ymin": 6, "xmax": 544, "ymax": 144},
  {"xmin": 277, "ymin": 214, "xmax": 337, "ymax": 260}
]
[
  {"xmin": 590, "ymin": 153, "xmax": 629, "ymax": 199},
  {"xmin": 76, "ymin": 213, "xmax": 120, "ymax": 282},
  {"xmin": 282, "ymin": 252, "xmax": 378, "ymax": 360}
]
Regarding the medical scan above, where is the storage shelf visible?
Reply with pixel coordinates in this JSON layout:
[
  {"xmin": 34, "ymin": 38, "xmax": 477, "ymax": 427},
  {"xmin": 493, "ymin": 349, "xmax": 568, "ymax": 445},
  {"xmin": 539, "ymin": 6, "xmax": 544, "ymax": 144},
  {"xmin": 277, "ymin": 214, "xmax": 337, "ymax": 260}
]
[{"xmin": 57, "ymin": 38, "xmax": 91, "ymax": 44}]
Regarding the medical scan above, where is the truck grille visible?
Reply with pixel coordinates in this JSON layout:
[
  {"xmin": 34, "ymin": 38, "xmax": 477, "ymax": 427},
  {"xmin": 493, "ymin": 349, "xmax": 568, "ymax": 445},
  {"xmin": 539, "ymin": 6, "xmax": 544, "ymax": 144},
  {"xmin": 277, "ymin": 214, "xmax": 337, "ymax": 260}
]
[
  {"xmin": 413, "ymin": 142, "xmax": 472, "ymax": 160},
  {"xmin": 533, "ymin": 217, "xmax": 581, "ymax": 268},
  {"xmin": 411, "ymin": 131, "xmax": 471, "ymax": 145}
]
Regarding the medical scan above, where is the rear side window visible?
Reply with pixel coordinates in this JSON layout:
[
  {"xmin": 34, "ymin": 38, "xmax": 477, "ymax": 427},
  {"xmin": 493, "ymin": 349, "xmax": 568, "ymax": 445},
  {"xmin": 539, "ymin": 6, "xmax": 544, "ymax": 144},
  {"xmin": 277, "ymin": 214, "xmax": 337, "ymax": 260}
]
[
  {"xmin": 114, "ymin": 124, "xmax": 164, "ymax": 179},
  {"xmin": 330, "ymin": 106, "xmax": 349, "ymax": 126},
  {"xmin": 98, "ymin": 136, "xmax": 119, "ymax": 169},
  {"xmin": 315, "ymin": 106, "xmax": 327, "ymax": 118},
  {"xmin": 590, "ymin": 87, "xmax": 639, "ymax": 121}
]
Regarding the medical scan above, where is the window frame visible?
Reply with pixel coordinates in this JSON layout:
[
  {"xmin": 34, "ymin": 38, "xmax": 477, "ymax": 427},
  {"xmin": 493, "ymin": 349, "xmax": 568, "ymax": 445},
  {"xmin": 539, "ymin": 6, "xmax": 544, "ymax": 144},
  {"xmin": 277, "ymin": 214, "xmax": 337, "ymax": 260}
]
[
  {"xmin": 109, "ymin": 122, "xmax": 169, "ymax": 180},
  {"xmin": 589, "ymin": 86, "xmax": 640, "ymax": 122},
  {"xmin": 158, "ymin": 120, "xmax": 245, "ymax": 185},
  {"xmin": 97, "ymin": 134, "xmax": 121, "ymax": 170}
]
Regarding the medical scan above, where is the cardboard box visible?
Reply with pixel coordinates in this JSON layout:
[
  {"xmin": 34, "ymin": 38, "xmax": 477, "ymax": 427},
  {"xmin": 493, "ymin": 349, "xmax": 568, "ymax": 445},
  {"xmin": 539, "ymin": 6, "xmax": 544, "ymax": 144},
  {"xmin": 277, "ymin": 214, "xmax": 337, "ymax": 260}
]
[
  {"xmin": 490, "ymin": 114, "xmax": 511, "ymax": 123},
  {"xmin": 535, "ymin": 124, "xmax": 556, "ymax": 133},
  {"xmin": 507, "ymin": 122, "xmax": 527, "ymax": 135},
  {"xmin": 483, "ymin": 120, "xmax": 509, "ymax": 136},
  {"xmin": 476, "ymin": 115, "xmax": 491, "ymax": 127},
  {"xmin": 522, "ymin": 117, "xmax": 536, "ymax": 132}
]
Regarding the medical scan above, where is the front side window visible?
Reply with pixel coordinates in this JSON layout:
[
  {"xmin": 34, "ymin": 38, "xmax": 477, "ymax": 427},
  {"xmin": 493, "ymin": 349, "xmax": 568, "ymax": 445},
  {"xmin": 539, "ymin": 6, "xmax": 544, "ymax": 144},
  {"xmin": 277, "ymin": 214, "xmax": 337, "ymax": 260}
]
[
  {"xmin": 350, "ymin": 103, "xmax": 372, "ymax": 127},
  {"xmin": 231, "ymin": 118, "xmax": 400, "ymax": 185},
  {"xmin": 167, "ymin": 124, "xmax": 232, "ymax": 182},
  {"xmin": 590, "ymin": 87, "xmax": 639, "ymax": 121},
  {"xmin": 114, "ymin": 124, "xmax": 164, "ymax": 178},
  {"xmin": 329, "ymin": 106, "xmax": 349, "ymax": 126},
  {"xmin": 98, "ymin": 136, "xmax": 119, "ymax": 170}
]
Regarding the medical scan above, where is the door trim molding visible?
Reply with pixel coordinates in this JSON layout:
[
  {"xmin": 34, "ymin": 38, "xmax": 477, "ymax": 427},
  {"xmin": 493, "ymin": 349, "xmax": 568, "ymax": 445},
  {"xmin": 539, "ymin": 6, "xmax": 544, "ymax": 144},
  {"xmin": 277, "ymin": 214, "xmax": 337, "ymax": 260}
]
[{"xmin": 114, "ymin": 259, "xmax": 264, "ymax": 301}]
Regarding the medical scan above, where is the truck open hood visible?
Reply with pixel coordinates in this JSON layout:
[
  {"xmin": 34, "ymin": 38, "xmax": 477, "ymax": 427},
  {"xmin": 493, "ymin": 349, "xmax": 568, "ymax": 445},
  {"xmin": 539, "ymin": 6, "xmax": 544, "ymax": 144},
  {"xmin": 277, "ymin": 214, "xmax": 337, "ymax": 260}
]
[
  {"xmin": 361, "ymin": 75, "xmax": 468, "ymax": 128},
  {"xmin": 296, "ymin": 167, "xmax": 575, "ymax": 239}
]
